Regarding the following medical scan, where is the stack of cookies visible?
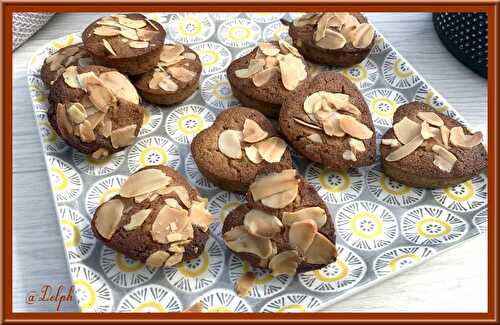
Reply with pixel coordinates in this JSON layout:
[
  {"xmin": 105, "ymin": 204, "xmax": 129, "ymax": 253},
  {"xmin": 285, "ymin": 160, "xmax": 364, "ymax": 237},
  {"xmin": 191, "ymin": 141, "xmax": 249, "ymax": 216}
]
[{"xmin": 42, "ymin": 13, "xmax": 487, "ymax": 284}]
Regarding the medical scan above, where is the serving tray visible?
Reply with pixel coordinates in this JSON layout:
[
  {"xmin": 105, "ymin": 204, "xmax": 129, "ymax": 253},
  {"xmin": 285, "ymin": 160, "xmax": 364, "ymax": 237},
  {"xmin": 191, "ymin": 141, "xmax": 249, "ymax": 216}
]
[{"xmin": 27, "ymin": 12, "xmax": 488, "ymax": 312}]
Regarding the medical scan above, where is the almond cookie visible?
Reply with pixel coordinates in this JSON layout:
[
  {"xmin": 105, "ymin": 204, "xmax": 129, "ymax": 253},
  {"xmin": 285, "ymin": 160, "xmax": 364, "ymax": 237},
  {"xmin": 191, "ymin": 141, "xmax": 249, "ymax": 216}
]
[
  {"xmin": 227, "ymin": 40, "xmax": 310, "ymax": 118},
  {"xmin": 381, "ymin": 102, "xmax": 487, "ymax": 188},
  {"xmin": 82, "ymin": 14, "xmax": 166, "ymax": 75},
  {"xmin": 280, "ymin": 71, "xmax": 376, "ymax": 170},
  {"xmin": 282, "ymin": 13, "xmax": 375, "ymax": 67},
  {"xmin": 48, "ymin": 65, "xmax": 143, "ymax": 157},
  {"xmin": 41, "ymin": 43, "xmax": 94, "ymax": 86},
  {"xmin": 191, "ymin": 107, "xmax": 293, "ymax": 193},
  {"xmin": 222, "ymin": 163, "xmax": 337, "ymax": 274},
  {"xmin": 91, "ymin": 165, "xmax": 214, "ymax": 268},
  {"xmin": 133, "ymin": 44, "xmax": 202, "ymax": 106}
]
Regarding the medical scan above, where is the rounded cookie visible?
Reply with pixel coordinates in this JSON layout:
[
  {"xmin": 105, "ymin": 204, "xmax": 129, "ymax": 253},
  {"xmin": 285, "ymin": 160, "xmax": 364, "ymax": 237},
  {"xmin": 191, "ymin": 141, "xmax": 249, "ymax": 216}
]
[
  {"xmin": 82, "ymin": 13, "xmax": 166, "ymax": 75},
  {"xmin": 48, "ymin": 65, "xmax": 143, "ymax": 157},
  {"xmin": 283, "ymin": 13, "xmax": 375, "ymax": 67},
  {"xmin": 41, "ymin": 43, "xmax": 94, "ymax": 86},
  {"xmin": 280, "ymin": 71, "xmax": 376, "ymax": 170},
  {"xmin": 222, "ymin": 163, "xmax": 337, "ymax": 274},
  {"xmin": 227, "ymin": 40, "xmax": 310, "ymax": 118},
  {"xmin": 191, "ymin": 107, "xmax": 293, "ymax": 193},
  {"xmin": 134, "ymin": 44, "xmax": 202, "ymax": 106},
  {"xmin": 91, "ymin": 165, "xmax": 214, "ymax": 268},
  {"xmin": 381, "ymin": 102, "xmax": 487, "ymax": 188}
]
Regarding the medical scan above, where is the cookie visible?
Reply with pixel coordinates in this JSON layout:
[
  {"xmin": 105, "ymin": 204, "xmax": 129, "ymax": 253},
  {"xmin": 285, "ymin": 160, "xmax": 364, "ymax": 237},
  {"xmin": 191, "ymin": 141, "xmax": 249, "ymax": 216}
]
[
  {"xmin": 82, "ymin": 14, "xmax": 166, "ymax": 75},
  {"xmin": 381, "ymin": 102, "xmax": 487, "ymax": 188},
  {"xmin": 41, "ymin": 43, "xmax": 94, "ymax": 86},
  {"xmin": 280, "ymin": 71, "xmax": 376, "ymax": 170},
  {"xmin": 222, "ymin": 163, "xmax": 337, "ymax": 274},
  {"xmin": 133, "ymin": 44, "xmax": 202, "ymax": 106},
  {"xmin": 227, "ymin": 40, "xmax": 310, "ymax": 118},
  {"xmin": 48, "ymin": 65, "xmax": 143, "ymax": 157},
  {"xmin": 283, "ymin": 13, "xmax": 375, "ymax": 67},
  {"xmin": 191, "ymin": 107, "xmax": 293, "ymax": 193},
  {"xmin": 91, "ymin": 165, "xmax": 214, "ymax": 268}
]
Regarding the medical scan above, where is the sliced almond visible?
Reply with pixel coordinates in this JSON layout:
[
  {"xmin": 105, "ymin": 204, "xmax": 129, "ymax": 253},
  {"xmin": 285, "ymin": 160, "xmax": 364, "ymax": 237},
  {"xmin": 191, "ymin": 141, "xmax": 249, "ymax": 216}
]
[
  {"xmin": 265, "ymin": 56, "xmax": 279, "ymax": 68},
  {"xmin": 56, "ymin": 104, "xmax": 73, "ymax": 137},
  {"xmin": 381, "ymin": 138, "xmax": 401, "ymax": 147},
  {"xmin": 269, "ymin": 250, "xmax": 300, "ymax": 276},
  {"xmin": 440, "ymin": 125, "xmax": 450, "ymax": 148},
  {"xmin": 95, "ymin": 199, "xmax": 124, "ymax": 239},
  {"xmin": 260, "ymin": 185, "xmax": 298, "ymax": 209},
  {"xmin": 129, "ymin": 41, "xmax": 149, "ymax": 49},
  {"xmin": 87, "ymin": 82, "xmax": 116, "ymax": 113},
  {"xmin": 314, "ymin": 13, "xmax": 336, "ymax": 41},
  {"xmin": 257, "ymin": 137, "xmax": 287, "ymax": 163},
  {"xmin": 76, "ymin": 71, "xmax": 99, "ymax": 90},
  {"xmin": 117, "ymin": 16, "xmax": 147, "ymax": 29},
  {"xmin": 123, "ymin": 209, "xmax": 152, "ymax": 231},
  {"xmin": 167, "ymin": 66, "xmax": 196, "ymax": 83},
  {"xmin": 244, "ymin": 209, "xmax": 283, "ymax": 239},
  {"xmin": 86, "ymin": 111, "xmax": 105, "ymax": 130},
  {"xmin": 137, "ymin": 29, "xmax": 157, "ymax": 41},
  {"xmin": 91, "ymin": 148, "xmax": 109, "ymax": 160},
  {"xmin": 258, "ymin": 42, "xmax": 280, "ymax": 56},
  {"xmin": 250, "ymin": 169, "xmax": 297, "ymax": 201},
  {"xmin": 339, "ymin": 115, "xmax": 373, "ymax": 139},
  {"xmin": 342, "ymin": 149, "xmax": 357, "ymax": 161},
  {"xmin": 278, "ymin": 53, "xmax": 307, "ymax": 91},
  {"xmin": 322, "ymin": 112, "xmax": 345, "ymax": 137},
  {"xmin": 289, "ymin": 219, "xmax": 318, "ymax": 253},
  {"xmin": 164, "ymin": 198, "xmax": 181, "ymax": 208},
  {"xmin": 417, "ymin": 111, "xmax": 444, "ymax": 127},
  {"xmin": 349, "ymin": 138, "xmax": 366, "ymax": 153},
  {"xmin": 235, "ymin": 271, "xmax": 256, "ymax": 297},
  {"xmin": 352, "ymin": 23, "xmax": 375, "ymax": 49},
  {"xmin": 110, "ymin": 124, "xmax": 136, "ymax": 149},
  {"xmin": 224, "ymin": 226, "xmax": 274, "ymax": 259},
  {"xmin": 282, "ymin": 207, "xmax": 327, "ymax": 228},
  {"xmin": 420, "ymin": 121, "xmax": 436, "ymax": 140},
  {"xmin": 149, "ymin": 71, "xmax": 167, "ymax": 90},
  {"xmin": 449, "ymin": 126, "xmax": 483, "ymax": 148},
  {"xmin": 119, "ymin": 28, "xmax": 139, "ymax": 40},
  {"xmin": 218, "ymin": 129, "xmax": 243, "ymax": 159},
  {"xmin": 393, "ymin": 117, "xmax": 421, "ymax": 144},
  {"xmin": 120, "ymin": 168, "xmax": 172, "ymax": 198},
  {"xmin": 252, "ymin": 67, "xmax": 279, "ymax": 87},
  {"xmin": 93, "ymin": 26, "xmax": 121, "ymax": 36},
  {"xmin": 242, "ymin": 119, "xmax": 269, "ymax": 143},
  {"xmin": 62, "ymin": 66, "xmax": 80, "ymax": 88},
  {"xmin": 182, "ymin": 52, "xmax": 197, "ymax": 61},
  {"xmin": 79, "ymin": 120, "xmax": 96, "ymax": 143},
  {"xmin": 145, "ymin": 250, "xmax": 170, "ymax": 268},
  {"xmin": 158, "ymin": 75, "xmax": 179, "ymax": 92},
  {"xmin": 67, "ymin": 103, "xmax": 87, "ymax": 124},
  {"xmin": 278, "ymin": 39, "xmax": 302, "ymax": 57},
  {"xmin": 185, "ymin": 302, "xmax": 204, "ymax": 313},
  {"xmin": 293, "ymin": 13, "xmax": 320, "ymax": 27},
  {"xmin": 151, "ymin": 206, "xmax": 190, "ymax": 244},
  {"xmin": 316, "ymin": 29, "xmax": 346, "ymax": 50},
  {"xmin": 189, "ymin": 200, "xmax": 213, "ymax": 232},
  {"xmin": 385, "ymin": 134, "xmax": 424, "ymax": 162},
  {"xmin": 98, "ymin": 118, "xmax": 113, "ymax": 138},
  {"xmin": 146, "ymin": 18, "xmax": 160, "ymax": 31},
  {"xmin": 305, "ymin": 232, "xmax": 337, "ymax": 265},
  {"xmin": 293, "ymin": 118, "xmax": 322, "ymax": 130},
  {"xmin": 160, "ymin": 44, "xmax": 185, "ymax": 62},
  {"xmin": 164, "ymin": 253, "xmax": 184, "ymax": 267},
  {"xmin": 307, "ymin": 133, "xmax": 323, "ymax": 144},
  {"xmin": 244, "ymin": 145, "xmax": 263, "ymax": 164},
  {"xmin": 432, "ymin": 144, "xmax": 457, "ymax": 172},
  {"xmin": 99, "ymin": 71, "xmax": 140, "ymax": 105},
  {"xmin": 102, "ymin": 39, "xmax": 117, "ymax": 56},
  {"xmin": 159, "ymin": 186, "xmax": 192, "ymax": 208},
  {"xmin": 235, "ymin": 59, "xmax": 265, "ymax": 78}
]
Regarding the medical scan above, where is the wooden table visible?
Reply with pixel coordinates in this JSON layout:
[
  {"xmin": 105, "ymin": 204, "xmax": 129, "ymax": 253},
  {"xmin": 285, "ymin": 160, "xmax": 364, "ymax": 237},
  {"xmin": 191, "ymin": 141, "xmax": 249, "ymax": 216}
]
[{"xmin": 12, "ymin": 13, "xmax": 488, "ymax": 312}]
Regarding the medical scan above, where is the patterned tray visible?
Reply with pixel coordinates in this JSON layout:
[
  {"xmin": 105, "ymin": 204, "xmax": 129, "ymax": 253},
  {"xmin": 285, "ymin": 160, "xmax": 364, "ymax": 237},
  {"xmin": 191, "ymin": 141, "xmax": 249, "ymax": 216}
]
[{"xmin": 27, "ymin": 13, "xmax": 488, "ymax": 312}]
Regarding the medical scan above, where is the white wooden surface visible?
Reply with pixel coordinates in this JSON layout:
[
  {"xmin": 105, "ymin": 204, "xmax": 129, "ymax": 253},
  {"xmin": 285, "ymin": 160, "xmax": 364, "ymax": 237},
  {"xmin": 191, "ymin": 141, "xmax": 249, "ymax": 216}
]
[{"xmin": 12, "ymin": 13, "xmax": 488, "ymax": 312}]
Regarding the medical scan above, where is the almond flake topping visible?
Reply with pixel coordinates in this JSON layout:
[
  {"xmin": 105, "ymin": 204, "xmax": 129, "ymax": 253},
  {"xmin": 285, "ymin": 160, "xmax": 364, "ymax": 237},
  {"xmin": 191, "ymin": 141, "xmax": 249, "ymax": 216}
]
[
  {"xmin": 120, "ymin": 168, "xmax": 172, "ymax": 198},
  {"xmin": 218, "ymin": 129, "xmax": 244, "ymax": 159},
  {"xmin": 110, "ymin": 124, "xmax": 137, "ymax": 149},
  {"xmin": 432, "ymin": 144, "xmax": 457, "ymax": 172},
  {"xmin": 94, "ymin": 26, "xmax": 121, "ymax": 37},
  {"xmin": 236, "ymin": 271, "xmax": 257, "ymax": 297},
  {"xmin": 224, "ymin": 226, "xmax": 274, "ymax": 259},
  {"xmin": 449, "ymin": 126, "xmax": 483, "ymax": 148},
  {"xmin": 417, "ymin": 111, "xmax": 444, "ymax": 127},
  {"xmin": 242, "ymin": 119, "xmax": 269, "ymax": 143},
  {"xmin": 95, "ymin": 199, "xmax": 124, "ymax": 239},
  {"xmin": 289, "ymin": 219, "xmax": 318, "ymax": 253},
  {"xmin": 269, "ymin": 250, "xmax": 301, "ymax": 276},
  {"xmin": 244, "ymin": 144, "xmax": 263, "ymax": 164},
  {"xmin": 393, "ymin": 117, "xmax": 422, "ymax": 144},
  {"xmin": 244, "ymin": 209, "xmax": 283, "ymax": 239},
  {"xmin": 282, "ymin": 207, "xmax": 327, "ymax": 228},
  {"xmin": 129, "ymin": 41, "xmax": 149, "ymax": 49},
  {"xmin": 257, "ymin": 137, "xmax": 287, "ymax": 163},
  {"xmin": 102, "ymin": 39, "xmax": 117, "ymax": 56},
  {"xmin": 385, "ymin": 134, "xmax": 424, "ymax": 162},
  {"xmin": 305, "ymin": 232, "xmax": 337, "ymax": 265}
]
